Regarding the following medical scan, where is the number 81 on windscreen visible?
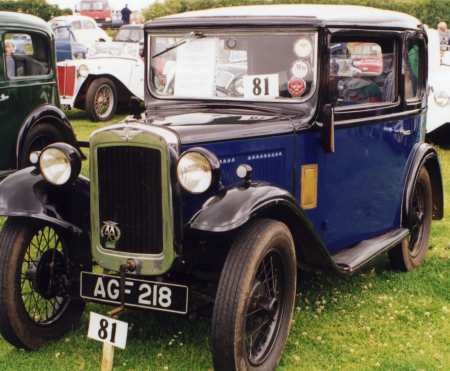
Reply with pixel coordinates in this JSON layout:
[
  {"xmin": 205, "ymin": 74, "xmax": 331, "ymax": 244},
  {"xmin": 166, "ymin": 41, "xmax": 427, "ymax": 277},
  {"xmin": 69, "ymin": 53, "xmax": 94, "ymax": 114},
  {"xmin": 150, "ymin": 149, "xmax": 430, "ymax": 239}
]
[
  {"xmin": 243, "ymin": 74, "xmax": 279, "ymax": 98},
  {"xmin": 87, "ymin": 312, "xmax": 128, "ymax": 349}
]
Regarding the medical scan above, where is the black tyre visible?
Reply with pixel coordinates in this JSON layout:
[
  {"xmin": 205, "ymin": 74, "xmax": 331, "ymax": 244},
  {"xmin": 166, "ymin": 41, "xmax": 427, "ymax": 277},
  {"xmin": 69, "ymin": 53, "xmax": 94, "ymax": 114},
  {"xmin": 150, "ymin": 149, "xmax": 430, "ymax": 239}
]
[
  {"xmin": 0, "ymin": 218, "xmax": 90, "ymax": 350},
  {"xmin": 19, "ymin": 122, "xmax": 67, "ymax": 168},
  {"xmin": 85, "ymin": 77, "xmax": 118, "ymax": 122},
  {"xmin": 212, "ymin": 219, "xmax": 297, "ymax": 371},
  {"xmin": 389, "ymin": 167, "xmax": 433, "ymax": 271}
]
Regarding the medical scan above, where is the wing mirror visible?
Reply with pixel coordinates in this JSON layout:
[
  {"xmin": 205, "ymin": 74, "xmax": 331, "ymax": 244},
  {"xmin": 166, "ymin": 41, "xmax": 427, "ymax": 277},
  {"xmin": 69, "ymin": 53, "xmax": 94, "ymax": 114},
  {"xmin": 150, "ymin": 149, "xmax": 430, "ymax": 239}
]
[{"xmin": 321, "ymin": 103, "xmax": 335, "ymax": 153}]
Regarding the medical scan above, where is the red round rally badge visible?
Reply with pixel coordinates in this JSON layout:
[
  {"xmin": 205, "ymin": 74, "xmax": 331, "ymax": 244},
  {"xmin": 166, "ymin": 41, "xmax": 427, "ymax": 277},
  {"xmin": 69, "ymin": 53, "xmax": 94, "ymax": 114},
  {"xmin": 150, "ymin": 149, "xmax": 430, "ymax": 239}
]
[{"xmin": 288, "ymin": 78, "xmax": 306, "ymax": 97}]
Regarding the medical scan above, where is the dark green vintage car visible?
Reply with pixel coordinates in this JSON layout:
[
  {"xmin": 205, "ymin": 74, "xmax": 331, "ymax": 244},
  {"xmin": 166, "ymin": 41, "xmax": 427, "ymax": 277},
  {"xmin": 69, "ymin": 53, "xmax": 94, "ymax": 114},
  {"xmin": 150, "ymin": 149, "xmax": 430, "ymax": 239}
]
[{"xmin": 0, "ymin": 12, "xmax": 77, "ymax": 178}]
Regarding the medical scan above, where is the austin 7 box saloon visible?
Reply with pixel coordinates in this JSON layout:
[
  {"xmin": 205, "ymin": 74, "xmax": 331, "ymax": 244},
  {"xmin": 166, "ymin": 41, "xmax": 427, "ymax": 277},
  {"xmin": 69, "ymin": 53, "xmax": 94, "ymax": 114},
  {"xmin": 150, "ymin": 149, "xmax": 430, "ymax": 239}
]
[
  {"xmin": 0, "ymin": 12, "xmax": 78, "ymax": 178},
  {"xmin": 0, "ymin": 5, "xmax": 444, "ymax": 371}
]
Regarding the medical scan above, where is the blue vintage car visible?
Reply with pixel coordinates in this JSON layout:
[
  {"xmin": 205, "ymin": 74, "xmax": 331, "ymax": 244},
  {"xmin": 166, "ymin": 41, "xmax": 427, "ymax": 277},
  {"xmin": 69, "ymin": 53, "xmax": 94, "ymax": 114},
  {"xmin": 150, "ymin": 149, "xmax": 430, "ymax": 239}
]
[
  {"xmin": 53, "ymin": 25, "xmax": 88, "ymax": 62},
  {"xmin": 0, "ymin": 5, "xmax": 444, "ymax": 370}
]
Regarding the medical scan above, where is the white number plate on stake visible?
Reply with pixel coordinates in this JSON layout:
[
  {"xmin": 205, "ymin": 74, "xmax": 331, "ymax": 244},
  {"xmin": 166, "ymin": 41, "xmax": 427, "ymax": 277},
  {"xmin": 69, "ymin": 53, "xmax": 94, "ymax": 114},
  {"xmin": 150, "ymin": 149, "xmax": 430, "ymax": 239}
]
[
  {"xmin": 243, "ymin": 73, "xmax": 279, "ymax": 99},
  {"xmin": 87, "ymin": 312, "xmax": 128, "ymax": 349}
]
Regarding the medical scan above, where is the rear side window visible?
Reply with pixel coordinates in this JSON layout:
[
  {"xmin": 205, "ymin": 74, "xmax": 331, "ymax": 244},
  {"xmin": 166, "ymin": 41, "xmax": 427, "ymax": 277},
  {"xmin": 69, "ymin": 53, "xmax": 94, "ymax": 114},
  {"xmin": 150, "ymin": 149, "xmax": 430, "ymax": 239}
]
[
  {"xmin": 3, "ymin": 32, "xmax": 50, "ymax": 79},
  {"xmin": 329, "ymin": 38, "xmax": 396, "ymax": 107},
  {"xmin": 405, "ymin": 38, "xmax": 424, "ymax": 100}
]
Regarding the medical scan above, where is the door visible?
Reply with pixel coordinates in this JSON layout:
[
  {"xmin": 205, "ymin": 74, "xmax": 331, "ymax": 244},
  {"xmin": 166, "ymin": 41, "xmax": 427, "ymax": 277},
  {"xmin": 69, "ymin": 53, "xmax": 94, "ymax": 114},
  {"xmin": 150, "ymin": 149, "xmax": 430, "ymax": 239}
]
[
  {"xmin": 0, "ymin": 30, "xmax": 57, "ymax": 171},
  {"xmin": 300, "ymin": 31, "xmax": 425, "ymax": 253}
]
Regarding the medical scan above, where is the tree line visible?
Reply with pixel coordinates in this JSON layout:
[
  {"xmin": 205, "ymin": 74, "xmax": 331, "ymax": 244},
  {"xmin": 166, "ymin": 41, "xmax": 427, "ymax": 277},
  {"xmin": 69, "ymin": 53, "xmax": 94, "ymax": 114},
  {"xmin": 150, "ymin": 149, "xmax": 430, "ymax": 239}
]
[{"xmin": 0, "ymin": 0, "xmax": 71, "ymax": 21}]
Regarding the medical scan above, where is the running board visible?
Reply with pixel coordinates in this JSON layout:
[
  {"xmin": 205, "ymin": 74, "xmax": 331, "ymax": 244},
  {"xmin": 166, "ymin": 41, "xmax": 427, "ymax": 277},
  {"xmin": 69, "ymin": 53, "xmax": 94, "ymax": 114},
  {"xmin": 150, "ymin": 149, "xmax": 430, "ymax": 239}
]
[{"xmin": 332, "ymin": 228, "xmax": 409, "ymax": 274}]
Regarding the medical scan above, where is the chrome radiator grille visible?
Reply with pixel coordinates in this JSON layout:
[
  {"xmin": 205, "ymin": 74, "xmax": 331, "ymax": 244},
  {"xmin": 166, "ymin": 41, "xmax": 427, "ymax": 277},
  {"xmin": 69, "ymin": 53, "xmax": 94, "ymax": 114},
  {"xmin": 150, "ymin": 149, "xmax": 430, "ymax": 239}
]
[{"xmin": 97, "ymin": 146, "xmax": 163, "ymax": 254}]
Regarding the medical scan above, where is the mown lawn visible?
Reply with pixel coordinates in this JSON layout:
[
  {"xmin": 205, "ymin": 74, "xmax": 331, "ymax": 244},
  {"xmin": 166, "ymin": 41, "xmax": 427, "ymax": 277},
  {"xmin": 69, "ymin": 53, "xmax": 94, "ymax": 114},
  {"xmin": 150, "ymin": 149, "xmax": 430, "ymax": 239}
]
[{"xmin": 0, "ymin": 110, "xmax": 448, "ymax": 370}]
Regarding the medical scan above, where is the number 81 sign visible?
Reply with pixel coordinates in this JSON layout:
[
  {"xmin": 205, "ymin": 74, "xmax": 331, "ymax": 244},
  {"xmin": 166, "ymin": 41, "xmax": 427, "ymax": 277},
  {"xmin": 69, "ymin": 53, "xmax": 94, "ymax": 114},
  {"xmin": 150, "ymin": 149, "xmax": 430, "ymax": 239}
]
[
  {"xmin": 88, "ymin": 312, "xmax": 129, "ymax": 349},
  {"xmin": 243, "ymin": 73, "xmax": 279, "ymax": 99}
]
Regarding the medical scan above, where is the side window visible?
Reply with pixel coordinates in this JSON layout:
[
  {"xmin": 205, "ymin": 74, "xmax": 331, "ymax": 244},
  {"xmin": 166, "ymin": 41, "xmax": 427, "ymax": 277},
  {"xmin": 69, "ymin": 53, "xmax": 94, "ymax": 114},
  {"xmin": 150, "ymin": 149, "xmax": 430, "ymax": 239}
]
[
  {"xmin": 329, "ymin": 38, "xmax": 396, "ymax": 107},
  {"xmin": 4, "ymin": 33, "xmax": 50, "ymax": 79},
  {"xmin": 405, "ymin": 38, "xmax": 424, "ymax": 100}
]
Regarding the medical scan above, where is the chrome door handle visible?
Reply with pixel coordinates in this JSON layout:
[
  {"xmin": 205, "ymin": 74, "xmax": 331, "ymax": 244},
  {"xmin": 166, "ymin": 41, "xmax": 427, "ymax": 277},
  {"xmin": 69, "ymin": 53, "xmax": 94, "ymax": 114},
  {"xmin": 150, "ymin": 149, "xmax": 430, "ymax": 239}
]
[
  {"xmin": 0, "ymin": 94, "xmax": 10, "ymax": 102},
  {"xmin": 383, "ymin": 127, "xmax": 412, "ymax": 136},
  {"xmin": 393, "ymin": 129, "xmax": 412, "ymax": 136}
]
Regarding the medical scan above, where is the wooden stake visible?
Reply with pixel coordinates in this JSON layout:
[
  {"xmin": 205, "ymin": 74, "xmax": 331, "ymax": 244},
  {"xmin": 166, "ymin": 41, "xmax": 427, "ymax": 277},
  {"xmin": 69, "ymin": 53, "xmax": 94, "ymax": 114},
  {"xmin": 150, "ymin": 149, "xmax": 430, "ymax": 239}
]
[{"xmin": 101, "ymin": 342, "xmax": 114, "ymax": 371}]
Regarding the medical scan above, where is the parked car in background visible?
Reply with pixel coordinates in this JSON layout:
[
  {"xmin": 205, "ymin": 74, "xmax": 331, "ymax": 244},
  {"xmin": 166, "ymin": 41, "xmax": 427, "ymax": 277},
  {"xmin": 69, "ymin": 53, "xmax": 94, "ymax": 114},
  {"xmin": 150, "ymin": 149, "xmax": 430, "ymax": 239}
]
[
  {"xmin": 0, "ymin": 6, "xmax": 443, "ymax": 371},
  {"xmin": 115, "ymin": 24, "xmax": 144, "ymax": 55},
  {"xmin": 427, "ymin": 27, "xmax": 450, "ymax": 143},
  {"xmin": 49, "ymin": 15, "xmax": 111, "ymax": 49},
  {"xmin": 57, "ymin": 41, "xmax": 144, "ymax": 121},
  {"xmin": 78, "ymin": 0, "xmax": 112, "ymax": 27},
  {"xmin": 0, "ymin": 12, "xmax": 78, "ymax": 179},
  {"xmin": 53, "ymin": 25, "xmax": 88, "ymax": 62},
  {"xmin": 115, "ymin": 24, "xmax": 144, "ymax": 43}
]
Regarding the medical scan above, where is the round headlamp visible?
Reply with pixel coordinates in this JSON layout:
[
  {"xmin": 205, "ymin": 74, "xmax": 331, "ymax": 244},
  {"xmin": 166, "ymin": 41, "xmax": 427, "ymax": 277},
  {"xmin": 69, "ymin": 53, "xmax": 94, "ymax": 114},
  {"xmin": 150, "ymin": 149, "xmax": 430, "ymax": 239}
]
[
  {"xmin": 434, "ymin": 90, "xmax": 450, "ymax": 107},
  {"xmin": 78, "ymin": 64, "xmax": 89, "ymax": 78},
  {"xmin": 177, "ymin": 148, "xmax": 220, "ymax": 194},
  {"xmin": 39, "ymin": 143, "xmax": 82, "ymax": 186}
]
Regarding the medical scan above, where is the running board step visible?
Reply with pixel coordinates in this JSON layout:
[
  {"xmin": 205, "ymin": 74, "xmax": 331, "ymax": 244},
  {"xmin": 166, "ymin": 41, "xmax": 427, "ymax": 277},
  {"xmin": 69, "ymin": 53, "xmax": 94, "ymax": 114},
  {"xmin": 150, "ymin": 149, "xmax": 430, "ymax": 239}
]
[{"xmin": 332, "ymin": 228, "xmax": 409, "ymax": 273}]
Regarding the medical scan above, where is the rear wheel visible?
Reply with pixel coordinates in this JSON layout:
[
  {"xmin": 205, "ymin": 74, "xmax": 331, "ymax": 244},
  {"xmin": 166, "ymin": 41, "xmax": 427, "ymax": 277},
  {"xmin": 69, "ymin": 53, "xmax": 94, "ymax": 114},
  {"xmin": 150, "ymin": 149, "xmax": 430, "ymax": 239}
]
[
  {"xmin": 85, "ymin": 78, "xmax": 118, "ymax": 122},
  {"xmin": 0, "ymin": 218, "xmax": 90, "ymax": 350},
  {"xmin": 212, "ymin": 219, "xmax": 297, "ymax": 371},
  {"xmin": 389, "ymin": 167, "xmax": 433, "ymax": 271}
]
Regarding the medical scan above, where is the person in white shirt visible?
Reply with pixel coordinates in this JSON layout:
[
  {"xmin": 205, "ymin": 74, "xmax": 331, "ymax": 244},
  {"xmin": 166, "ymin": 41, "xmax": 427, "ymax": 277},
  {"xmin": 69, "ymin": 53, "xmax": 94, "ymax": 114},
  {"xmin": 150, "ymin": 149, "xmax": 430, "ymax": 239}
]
[{"xmin": 4, "ymin": 40, "xmax": 16, "ymax": 78}]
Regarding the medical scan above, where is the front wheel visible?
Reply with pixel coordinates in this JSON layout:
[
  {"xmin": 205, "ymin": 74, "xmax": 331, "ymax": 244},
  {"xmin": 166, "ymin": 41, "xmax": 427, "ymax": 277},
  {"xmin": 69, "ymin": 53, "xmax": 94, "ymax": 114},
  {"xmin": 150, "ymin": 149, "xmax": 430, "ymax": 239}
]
[
  {"xmin": 0, "ymin": 218, "xmax": 89, "ymax": 350},
  {"xmin": 212, "ymin": 219, "xmax": 297, "ymax": 371}
]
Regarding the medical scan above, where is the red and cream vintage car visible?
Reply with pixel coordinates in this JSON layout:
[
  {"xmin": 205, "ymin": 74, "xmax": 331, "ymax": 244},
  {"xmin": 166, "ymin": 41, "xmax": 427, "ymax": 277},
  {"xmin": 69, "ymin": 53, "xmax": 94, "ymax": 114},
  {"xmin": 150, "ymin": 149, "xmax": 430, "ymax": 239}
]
[{"xmin": 57, "ymin": 42, "xmax": 144, "ymax": 121}]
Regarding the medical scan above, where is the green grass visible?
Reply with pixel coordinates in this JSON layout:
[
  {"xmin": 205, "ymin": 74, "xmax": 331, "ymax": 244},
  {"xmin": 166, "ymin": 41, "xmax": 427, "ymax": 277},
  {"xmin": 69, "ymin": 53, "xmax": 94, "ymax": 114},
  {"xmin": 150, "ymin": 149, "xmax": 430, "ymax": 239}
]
[{"xmin": 0, "ymin": 110, "xmax": 449, "ymax": 370}]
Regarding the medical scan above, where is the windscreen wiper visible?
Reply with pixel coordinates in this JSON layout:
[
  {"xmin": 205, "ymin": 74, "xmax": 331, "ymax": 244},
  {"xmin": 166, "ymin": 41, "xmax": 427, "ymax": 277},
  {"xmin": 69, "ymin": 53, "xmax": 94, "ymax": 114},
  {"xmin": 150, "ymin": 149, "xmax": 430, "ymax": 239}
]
[{"xmin": 151, "ymin": 31, "xmax": 205, "ymax": 59}]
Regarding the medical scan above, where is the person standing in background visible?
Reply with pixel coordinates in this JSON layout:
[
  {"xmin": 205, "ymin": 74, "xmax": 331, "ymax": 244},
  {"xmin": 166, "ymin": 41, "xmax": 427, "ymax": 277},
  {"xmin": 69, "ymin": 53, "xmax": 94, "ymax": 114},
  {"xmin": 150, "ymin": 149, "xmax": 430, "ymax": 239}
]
[{"xmin": 121, "ymin": 4, "xmax": 131, "ymax": 25}]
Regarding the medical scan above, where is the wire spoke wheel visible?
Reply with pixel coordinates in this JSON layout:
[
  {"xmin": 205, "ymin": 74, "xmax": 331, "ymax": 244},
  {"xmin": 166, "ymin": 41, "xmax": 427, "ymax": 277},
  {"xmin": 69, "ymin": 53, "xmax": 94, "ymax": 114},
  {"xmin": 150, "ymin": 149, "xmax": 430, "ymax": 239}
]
[
  {"xmin": 20, "ymin": 226, "xmax": 70, "ymax": 325},
  {"xmin": 245, "ymin": 251, "xmax": 284, "ymax": 366},
  {"xmin": 94, "ymin": 84, "xmax": 114, "ymax": 119}
]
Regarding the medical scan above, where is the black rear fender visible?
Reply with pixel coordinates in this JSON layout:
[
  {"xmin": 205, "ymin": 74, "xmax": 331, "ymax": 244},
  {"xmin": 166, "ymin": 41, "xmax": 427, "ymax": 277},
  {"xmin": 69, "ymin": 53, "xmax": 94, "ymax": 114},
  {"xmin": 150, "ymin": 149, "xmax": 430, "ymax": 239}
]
[{"xmin": 404, "ymin": 143, "xmax": 444, "ymax": 221}]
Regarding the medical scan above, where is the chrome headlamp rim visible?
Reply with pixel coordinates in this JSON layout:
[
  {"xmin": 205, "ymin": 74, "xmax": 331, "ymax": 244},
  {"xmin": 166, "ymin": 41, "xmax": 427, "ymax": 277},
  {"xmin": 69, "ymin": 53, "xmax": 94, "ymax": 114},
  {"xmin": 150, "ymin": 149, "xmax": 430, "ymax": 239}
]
[
  {"xmin": 78, "ymin": 64, "xmax": 89, "ymax": 78},
  {"xmin": 177, "ymin": 147, "xmax": 220, "ymax": 194},
  {"xmin": 39, "ymin": 143, "xmax": 82, "ymax": 186}
]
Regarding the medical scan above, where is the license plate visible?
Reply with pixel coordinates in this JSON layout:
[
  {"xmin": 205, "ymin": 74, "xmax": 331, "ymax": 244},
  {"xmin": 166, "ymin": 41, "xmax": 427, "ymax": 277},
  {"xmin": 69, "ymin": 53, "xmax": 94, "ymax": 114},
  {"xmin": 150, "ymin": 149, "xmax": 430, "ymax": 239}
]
[
  {"xmin": 87, "ymin": 312, "xmax": 128, "ymax": 349},
  {"xmin": 80, "ymin": 272, "xmax": 189, "ymax": 314}
]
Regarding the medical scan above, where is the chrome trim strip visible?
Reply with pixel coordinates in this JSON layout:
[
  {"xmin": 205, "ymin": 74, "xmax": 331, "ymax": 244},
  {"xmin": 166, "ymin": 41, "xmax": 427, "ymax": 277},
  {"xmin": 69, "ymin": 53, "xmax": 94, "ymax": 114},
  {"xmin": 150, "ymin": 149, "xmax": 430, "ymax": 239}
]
[{"xmin": 336, "ymin": 108, "xmax": 422, "ymax": 126}]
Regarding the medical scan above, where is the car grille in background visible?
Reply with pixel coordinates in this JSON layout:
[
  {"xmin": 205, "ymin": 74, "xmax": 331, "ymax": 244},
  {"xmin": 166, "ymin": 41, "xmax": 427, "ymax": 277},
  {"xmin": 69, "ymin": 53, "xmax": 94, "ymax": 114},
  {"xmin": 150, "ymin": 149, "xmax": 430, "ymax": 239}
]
[
  {"xmin": 97, "ymin": 146, "xmax": 163, "ymax": 254},
  {"xmin": 57, "ymin": 65, "xmax": 76, "ymax": 97}
]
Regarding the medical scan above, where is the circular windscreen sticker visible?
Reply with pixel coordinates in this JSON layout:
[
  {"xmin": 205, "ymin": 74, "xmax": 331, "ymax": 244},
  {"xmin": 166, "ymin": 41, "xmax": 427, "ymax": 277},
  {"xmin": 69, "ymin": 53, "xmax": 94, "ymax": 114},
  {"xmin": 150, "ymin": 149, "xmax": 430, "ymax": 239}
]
[
  {"xmin": 291, "ymin": 60, "xmax": 309, "ymax": 79},
  {"xmin": 288, "ymin": 77, "xmax": 306, "ymax": 97},
  {"xmin": 294, "ymin": 38, "xmax": 313, "ymax": 58}
]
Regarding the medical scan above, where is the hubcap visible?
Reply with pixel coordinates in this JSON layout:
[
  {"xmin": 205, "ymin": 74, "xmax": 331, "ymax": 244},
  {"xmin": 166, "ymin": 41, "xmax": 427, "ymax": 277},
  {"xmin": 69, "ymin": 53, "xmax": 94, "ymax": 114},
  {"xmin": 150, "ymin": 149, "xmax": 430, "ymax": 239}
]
[
  {"xmin": 21, "ymin": 226, "xmax": 70, "ymax": 325},
  {"xmin": 245, "ymin": 250, "xmax": 284, "ymax": 366}
]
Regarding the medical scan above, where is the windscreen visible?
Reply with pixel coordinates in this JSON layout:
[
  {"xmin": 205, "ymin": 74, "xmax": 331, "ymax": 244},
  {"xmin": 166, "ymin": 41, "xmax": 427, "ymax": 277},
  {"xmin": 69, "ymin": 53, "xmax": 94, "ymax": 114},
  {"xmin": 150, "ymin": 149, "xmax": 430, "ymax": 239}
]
[{"xmin": 149, "ymin": 30, "xmax": 317, "ymax": 102}]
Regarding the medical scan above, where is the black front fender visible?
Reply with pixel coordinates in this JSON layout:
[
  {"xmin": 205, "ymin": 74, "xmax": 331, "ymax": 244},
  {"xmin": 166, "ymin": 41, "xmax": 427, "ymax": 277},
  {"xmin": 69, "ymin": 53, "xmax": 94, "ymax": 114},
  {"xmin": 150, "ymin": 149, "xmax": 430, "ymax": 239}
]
[
  {"xmin": 16, "ymin": 104, "xmax": 78, "ymax": 168},
  {"xmin": 189, "ymin": 183, "xmax": 337, "ymax": 271},
  {"xmin": 0, "ymin": 167, "xmax": 90, "ymax": 235}
]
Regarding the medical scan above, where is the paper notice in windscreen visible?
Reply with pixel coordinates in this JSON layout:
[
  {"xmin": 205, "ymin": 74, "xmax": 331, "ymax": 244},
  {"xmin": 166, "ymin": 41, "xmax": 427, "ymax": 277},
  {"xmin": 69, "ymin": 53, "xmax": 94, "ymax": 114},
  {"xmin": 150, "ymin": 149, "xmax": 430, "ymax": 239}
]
[{"xmin": 174, "ymin": 38, "xmax": 218, "ymax": 97}]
